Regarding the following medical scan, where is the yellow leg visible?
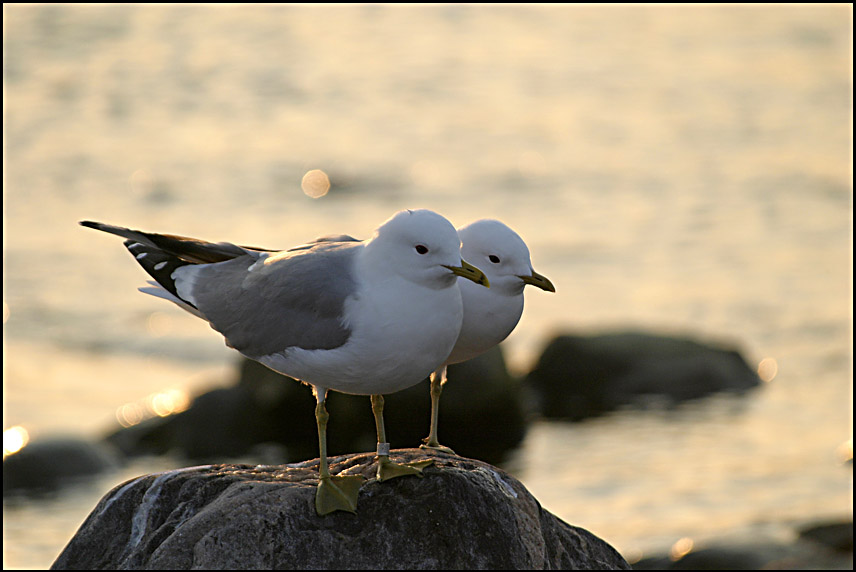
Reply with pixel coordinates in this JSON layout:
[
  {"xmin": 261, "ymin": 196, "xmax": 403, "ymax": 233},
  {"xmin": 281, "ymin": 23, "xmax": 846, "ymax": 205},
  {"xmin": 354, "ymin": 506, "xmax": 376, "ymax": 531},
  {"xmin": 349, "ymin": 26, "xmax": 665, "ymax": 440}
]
[
  {"xmin": 420, "ymin": 368, "xmax": 456, "ymax": 454},
  {"xmin": 314, "ymin": 399, "xmax": 364, "ymax": 515},
  {"xmin": 371, "ymin": 394, "xmax": 433, "ymax": 481}
]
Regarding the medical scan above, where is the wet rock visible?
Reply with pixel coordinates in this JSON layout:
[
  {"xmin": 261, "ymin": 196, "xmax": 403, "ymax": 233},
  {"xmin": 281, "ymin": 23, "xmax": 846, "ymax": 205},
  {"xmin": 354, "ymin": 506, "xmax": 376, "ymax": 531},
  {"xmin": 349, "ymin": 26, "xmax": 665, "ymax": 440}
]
[
  {"xmin": 3, "ymin": 437, "xmax": 120, "ymax": 495},
  {"xmin": 104, "ymin": 346, "xmax": 527, "ymax": 466},
  {"xmin": 50, "ymin": 450, "xmax": 629, "ymax": 570},
  {"xmin": 524, "ymin": 331, "xmax": 761, "ymax": 420}
]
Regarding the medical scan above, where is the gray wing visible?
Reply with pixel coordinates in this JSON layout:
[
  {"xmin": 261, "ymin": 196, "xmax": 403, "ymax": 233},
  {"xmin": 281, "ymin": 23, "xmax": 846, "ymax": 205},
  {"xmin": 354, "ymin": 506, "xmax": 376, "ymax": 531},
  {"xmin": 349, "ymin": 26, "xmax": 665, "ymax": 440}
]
[
  {"xmin": 185, "ymin": 240, "xmax": 361, "ymax": 358},
  {"xmin": 286, "ymin": 234, "xmax": 361, "ymax": 251}
]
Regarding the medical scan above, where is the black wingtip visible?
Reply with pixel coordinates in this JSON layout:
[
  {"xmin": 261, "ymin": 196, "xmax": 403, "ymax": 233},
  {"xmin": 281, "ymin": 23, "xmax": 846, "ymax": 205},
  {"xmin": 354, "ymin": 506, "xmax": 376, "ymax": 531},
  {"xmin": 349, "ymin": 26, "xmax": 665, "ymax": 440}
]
[{"xmin": 80, "ymin": 220, "xmax": 100, "ymax": 229}]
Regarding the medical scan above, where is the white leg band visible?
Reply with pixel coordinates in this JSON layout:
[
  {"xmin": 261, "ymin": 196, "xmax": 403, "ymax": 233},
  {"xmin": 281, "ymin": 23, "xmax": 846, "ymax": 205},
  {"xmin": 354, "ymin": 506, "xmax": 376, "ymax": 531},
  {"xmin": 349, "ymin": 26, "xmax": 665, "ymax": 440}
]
[{"xmin": 377, "ymin": 442, "xmax": 390, "ymax": 456}]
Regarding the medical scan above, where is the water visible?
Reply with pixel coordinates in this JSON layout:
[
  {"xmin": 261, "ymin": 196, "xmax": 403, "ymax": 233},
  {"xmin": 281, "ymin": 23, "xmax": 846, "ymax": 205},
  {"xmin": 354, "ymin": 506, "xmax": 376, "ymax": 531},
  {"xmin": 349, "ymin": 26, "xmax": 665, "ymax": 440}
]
[{"xmin": 3, "ymin": 4, "xmax": 852, "ymax": 569}]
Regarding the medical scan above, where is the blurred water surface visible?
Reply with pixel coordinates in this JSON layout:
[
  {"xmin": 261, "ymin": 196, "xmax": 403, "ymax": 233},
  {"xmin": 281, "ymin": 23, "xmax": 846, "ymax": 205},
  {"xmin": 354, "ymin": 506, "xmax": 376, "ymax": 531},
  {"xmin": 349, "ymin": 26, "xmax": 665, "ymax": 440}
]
[{"xmin": 3, "ymin": 4, "xmax": 852, "ymax": 569}]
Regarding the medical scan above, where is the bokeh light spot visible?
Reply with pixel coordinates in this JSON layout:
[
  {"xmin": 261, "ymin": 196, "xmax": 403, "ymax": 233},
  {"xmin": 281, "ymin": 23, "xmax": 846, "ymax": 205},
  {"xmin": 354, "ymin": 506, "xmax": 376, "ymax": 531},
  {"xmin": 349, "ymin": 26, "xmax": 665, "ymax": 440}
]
[
  {"xmin": 116, "ymin": 389, "xmax": 191, "ymax": 427},
  {"xmin": 757, "ymin": 357, "xmax": 778, "ymax": 383},
  {"xmin": 148, "ymin": 389, "xmax": 190, "ymax": 417},
  {"xmin": 301, "ymin": 169, "xmax": 331, "ymax": 198},
  {"xmin": 669, "ymin": 537, "xmax": 694, "ymax": 561},
  {"xmin": 147, "ymin": 311, "xmax": 174, "ymax": 337},
  {"xmin": 128, "ymin": 168, "xmax": 154, "ymax": 196},
  {"xmin": 3, "ymin": 425, "xmax": 30, "ymax": 459},
  {"xmin": 836, "ymin": 439, "xmax": 852, "ymax": 464},
  {"xmin": 116, "ymin": 403, "xmax": 146, "ymax": 428}
]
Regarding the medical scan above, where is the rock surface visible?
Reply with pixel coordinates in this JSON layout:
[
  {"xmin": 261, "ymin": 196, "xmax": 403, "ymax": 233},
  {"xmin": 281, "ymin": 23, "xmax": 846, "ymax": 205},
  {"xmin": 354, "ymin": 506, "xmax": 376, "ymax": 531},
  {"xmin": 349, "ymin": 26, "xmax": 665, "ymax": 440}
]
[
  {"xmin": 51, "ymin": 450, "xmax": 629, "ymax": 570},
  {"xmin": 525, "ymin": 331, "xmax": 761, "ymax": 420}
]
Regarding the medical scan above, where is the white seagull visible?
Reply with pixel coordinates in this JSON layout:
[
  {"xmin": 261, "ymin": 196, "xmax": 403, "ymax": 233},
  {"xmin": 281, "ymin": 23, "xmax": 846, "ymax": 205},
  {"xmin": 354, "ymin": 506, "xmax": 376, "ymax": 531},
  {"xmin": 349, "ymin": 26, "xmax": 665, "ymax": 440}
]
[
  {"xmin": 420, "ymin": 219, "xmax": 555, "ymax": 453},
  {"xmin": 80, "ymin": 209, "xmax": 489, "ymax": 515}
]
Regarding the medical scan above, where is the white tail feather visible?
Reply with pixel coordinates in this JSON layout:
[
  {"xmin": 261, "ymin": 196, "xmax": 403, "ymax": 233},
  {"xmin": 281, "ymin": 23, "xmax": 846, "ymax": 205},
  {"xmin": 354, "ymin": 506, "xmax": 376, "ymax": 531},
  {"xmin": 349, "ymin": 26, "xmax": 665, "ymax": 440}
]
[{"xmin": 138, "ymin": 281, "xmax": 206, "ymax": 319}]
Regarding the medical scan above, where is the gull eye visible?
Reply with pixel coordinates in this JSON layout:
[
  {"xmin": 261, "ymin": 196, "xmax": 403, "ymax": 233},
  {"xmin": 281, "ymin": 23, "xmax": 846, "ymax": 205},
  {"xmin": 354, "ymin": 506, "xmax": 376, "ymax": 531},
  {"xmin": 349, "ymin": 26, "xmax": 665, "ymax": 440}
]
[
  {"xmin": 415, "ymin": 244, "xmax": 429, "ymax": 255},
  {"xmin": 488, "ymin": 255, "xmax": 501, "ymax": 263}
]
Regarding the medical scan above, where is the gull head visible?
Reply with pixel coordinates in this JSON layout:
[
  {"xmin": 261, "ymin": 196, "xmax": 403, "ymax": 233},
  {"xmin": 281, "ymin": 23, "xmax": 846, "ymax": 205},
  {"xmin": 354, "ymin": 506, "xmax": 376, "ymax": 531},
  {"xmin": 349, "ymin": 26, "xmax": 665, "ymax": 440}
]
[
  {"xmin": 367, "ymin": 209, "xmax": 489, "ymax": 289},
  {"xmin": 458, "ymin": 219, "xmax": 555, "ymax": 296}
]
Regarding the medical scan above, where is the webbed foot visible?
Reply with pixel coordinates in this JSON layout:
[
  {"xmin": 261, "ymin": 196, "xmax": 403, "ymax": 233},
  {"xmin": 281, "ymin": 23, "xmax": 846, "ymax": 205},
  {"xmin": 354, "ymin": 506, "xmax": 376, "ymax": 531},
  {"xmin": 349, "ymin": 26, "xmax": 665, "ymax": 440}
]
[
  {"xmin": 376, "ymin": 456, "xmax": 434, "ymax": 482},
  {"xmin": 315, "ymin": 475, "xmax": 365, "ymax": 515},
  {"xmin": 420, "ymin": 441, "xmax": 456, "ymax": 455}
]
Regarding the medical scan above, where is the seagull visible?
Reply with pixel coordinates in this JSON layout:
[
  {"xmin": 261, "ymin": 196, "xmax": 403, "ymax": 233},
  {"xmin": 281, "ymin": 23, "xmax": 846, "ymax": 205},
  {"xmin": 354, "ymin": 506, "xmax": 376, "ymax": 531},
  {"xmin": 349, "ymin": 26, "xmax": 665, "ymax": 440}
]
[
  {"xmin": 420, "ymin": 219, "xmax": 555, "ymax": 453},
  {"xmin": 80, "ymin": 209, "xmax": 489, "ymax": 515}
]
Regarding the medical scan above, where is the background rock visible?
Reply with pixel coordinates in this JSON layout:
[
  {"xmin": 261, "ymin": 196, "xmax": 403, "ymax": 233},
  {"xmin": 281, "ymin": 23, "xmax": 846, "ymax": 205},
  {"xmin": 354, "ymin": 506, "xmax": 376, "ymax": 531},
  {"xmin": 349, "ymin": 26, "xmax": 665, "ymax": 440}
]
[
  {"xmin": 798, "ymin": 519, "xmax": 853, "ymax": 553},
  {"xmin": 104, "ymin": 346, "xmax": 527, "ymax": 465},
  {"xmin": 3, "ymin": 437, "xmax": 120, "ymax": 496},
  {"xmin": 524, "ymin": 331, "xmax": 761, "ymax": 420},
  {"xmin": 51, "ymin": 450, "xmax": 629, "ymax": 570},
  {"xmin": 631, "ymin": 535, "xmax": 853, "ymax": 570}
]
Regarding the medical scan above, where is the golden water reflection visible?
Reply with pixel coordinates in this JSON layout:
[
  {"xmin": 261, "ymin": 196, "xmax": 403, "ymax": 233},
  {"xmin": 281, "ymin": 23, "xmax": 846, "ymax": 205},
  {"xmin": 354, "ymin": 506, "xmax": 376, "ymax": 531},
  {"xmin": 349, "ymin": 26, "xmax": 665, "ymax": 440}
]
[{"xmin": 115, "ymin": 389, "xmax": 190, "ymax": 428}]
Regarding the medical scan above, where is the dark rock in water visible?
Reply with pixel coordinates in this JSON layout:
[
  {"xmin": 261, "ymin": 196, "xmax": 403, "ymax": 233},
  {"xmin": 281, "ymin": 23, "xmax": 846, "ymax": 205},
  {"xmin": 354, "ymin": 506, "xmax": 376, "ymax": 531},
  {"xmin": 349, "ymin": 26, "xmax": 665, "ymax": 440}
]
[
  {"xmin": 524, "ymin": 331, "xmax": 761, "ymax": 420},
  {"xmin": 631, "ymin": 535, "xmax": 854, "ymax": 570},
  {"xmin": 3, "ymin": 437, "xmax": 119, "ymax": 495},
  {"xmin": 632, "ymin": 546, "xmax": 768, "ymax": 570},
  {"xmin": 798, "ymin": 519, "xmax": 853, "ymax": 552},
  {"xmin": 104, "ymin": 346, "xmax": 527, "ymax": 466},
  {"xmin": 104, "ymin": 381, "xmax": 281, "ymax": 461},
  {"xmin": 380, "ymin": 345, "xmax": 528, "ymax": 463},
  {"xmin": 50, "ymin": 450, "xmax": 629, "ymax": 570}
]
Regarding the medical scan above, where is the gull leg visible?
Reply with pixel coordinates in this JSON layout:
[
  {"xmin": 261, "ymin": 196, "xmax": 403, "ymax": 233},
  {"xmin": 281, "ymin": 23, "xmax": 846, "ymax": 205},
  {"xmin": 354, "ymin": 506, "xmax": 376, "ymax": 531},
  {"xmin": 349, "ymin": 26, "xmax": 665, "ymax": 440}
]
[
  {"xmin": 371, "ymin": 394, "xmax": 433, "ymax": 481},
  {"xmin": 314, "ymin": 397, "xmax": 364, "ymax": 515},
  {"xmin": 420, "ymin": 367, "xmax": 456, "ymax": 454}
]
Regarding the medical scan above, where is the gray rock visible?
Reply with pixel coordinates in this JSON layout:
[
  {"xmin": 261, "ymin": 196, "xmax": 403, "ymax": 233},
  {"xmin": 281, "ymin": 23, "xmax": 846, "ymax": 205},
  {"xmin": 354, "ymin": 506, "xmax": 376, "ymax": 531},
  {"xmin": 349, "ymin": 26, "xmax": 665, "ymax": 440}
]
[{"xmin": 51, "ymin": 450, "xmax": 629, "ymax": 570}]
